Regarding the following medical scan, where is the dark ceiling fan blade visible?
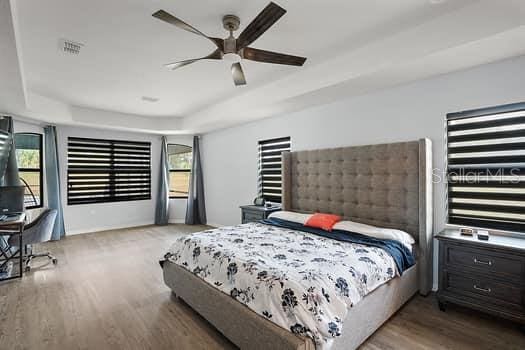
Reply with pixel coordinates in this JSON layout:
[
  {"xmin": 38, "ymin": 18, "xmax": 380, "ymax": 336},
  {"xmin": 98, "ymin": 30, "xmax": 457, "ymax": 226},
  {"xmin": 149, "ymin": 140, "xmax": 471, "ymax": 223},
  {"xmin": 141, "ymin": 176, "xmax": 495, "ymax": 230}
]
[
  {"xmin": 231, "ymin": 62, "xmax": 247, "ymax": 86},
  {"xmin": 152, "ymin": 10, "xmax": 224, "ymax": 50},
  {"xmin": 241, "ymin": 47, "xmax": 306, "ymax": 66},
  {"xmin": 165, "ymin": 59, "xmax": 197, "ymax": 70},
  {"xmin": 236, "ymin": 2, "xmax": 286, "ymax": 49},
  {"xmin": 165, "ymin": 49, "xmax": 223, "ymax": 70}
]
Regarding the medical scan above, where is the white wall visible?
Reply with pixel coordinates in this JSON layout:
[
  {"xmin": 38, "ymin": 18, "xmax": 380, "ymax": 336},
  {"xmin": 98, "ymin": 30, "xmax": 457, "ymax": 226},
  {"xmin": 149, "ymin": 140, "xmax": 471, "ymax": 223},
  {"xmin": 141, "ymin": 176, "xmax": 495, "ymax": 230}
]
[
  {"xmin": 11, "ymin": 121, "xmax": 194, "ymax": 233},
  {"xmin": 166, "ymin": 135, "xmax": 194, "ymax": 223},
  {"xmin": 56, "ymin": 125, "xmax": 162, "ymax": 234},
  {"xmin": 13, "ymin": 119, "xmax": 42, "ymax": 134},
  {"xmin": 13, "ymin": 120, "xmax": 163, "ymax": 233},
  {"xmin": 202, "ymin": 55, "xmax": 525, "ymax": 229}
]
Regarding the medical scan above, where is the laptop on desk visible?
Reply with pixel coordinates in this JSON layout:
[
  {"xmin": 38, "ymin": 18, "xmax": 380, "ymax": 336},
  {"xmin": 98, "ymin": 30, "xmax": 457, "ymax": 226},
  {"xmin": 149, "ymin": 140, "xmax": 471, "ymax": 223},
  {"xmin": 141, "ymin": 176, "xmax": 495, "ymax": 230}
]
[{"xmin": 0, "ymin": 186, "xmax": 25, "ymax": 221}]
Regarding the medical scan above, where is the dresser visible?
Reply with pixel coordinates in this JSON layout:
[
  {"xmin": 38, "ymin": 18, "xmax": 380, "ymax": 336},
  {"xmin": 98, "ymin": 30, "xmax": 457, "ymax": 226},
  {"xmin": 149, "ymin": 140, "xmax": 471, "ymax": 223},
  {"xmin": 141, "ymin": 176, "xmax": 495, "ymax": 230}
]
[
  {"xmin": 436, "ymin": 229, "xmax": 525, "ymax": 327},
  {"xmin": 240, "ymin": 205, "xmax": 280, "ymax": 224}
]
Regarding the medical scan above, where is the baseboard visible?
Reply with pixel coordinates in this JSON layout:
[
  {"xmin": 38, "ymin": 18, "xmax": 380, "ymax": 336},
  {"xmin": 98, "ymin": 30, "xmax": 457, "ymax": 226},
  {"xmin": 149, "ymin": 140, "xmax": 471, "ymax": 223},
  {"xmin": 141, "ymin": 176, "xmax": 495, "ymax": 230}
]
[
  {"xmin": 66, "ymin": 220, "xmax": 154, "ymax": 236},
  {"xmin": 66, "ymin": 218, "xmax": 219, "ymax": 235},
  {"xmin": 169, "ymin": 220, "xmax": 223, "ymax": 228}
]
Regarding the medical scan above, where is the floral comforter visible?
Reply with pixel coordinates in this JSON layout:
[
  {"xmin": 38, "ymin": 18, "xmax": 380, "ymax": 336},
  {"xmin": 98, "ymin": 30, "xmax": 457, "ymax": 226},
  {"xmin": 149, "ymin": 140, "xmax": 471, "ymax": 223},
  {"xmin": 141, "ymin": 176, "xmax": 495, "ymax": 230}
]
[{"xmin": 165, "ymin": 222, "xmax": 400, "ymax": 349}]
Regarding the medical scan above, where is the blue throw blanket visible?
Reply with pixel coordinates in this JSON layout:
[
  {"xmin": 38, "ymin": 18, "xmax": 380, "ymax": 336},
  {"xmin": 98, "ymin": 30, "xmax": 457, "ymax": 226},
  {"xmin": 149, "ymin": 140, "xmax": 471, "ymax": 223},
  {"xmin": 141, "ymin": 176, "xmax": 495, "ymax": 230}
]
[{"xmin": 261, "ymin": 217, "xmax": 415, "ymax": 275}]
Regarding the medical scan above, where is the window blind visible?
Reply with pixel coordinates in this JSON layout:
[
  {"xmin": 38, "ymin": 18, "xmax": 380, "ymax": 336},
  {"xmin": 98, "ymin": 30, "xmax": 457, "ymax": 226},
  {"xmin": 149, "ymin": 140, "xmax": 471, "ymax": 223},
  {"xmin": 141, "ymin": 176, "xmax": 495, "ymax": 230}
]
[
  {"xmin": 0, "ymin": 130, "xmax": 12, "ymax": 178},
  {"xmin": 67, "ymin": 137, "xmax": 151, "ymax": 205},
  {"xmin": 258, "ymin": 136, "xmax": 291, "ymax": 203},
  {"xmin": 446, "ymin": 102, "xmax": 525, "ymax": 233}
]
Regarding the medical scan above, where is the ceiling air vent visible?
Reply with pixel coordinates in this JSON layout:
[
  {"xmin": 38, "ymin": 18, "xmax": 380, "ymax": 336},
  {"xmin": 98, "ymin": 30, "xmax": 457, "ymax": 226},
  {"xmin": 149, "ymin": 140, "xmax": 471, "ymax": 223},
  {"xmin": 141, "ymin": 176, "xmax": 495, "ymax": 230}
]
[{"xmin": 59, "ymin": 39, "xmax": 83, "ymax": 55}]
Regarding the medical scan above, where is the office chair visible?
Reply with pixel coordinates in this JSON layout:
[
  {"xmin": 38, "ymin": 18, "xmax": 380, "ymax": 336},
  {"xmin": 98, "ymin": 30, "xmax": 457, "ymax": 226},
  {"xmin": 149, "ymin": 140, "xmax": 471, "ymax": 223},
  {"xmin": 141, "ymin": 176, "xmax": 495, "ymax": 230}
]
[{"xmin": 8, "ymin": 209, "xmax": 58, "ymax": 271}]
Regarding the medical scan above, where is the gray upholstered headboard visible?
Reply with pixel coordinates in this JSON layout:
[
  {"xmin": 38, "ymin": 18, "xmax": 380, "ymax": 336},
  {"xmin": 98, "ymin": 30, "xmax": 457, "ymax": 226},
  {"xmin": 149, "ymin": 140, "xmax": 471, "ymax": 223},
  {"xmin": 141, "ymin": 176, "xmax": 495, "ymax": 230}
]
[{"xmin": 282, "ymin": 139, "xmax": 433, "ymax": 295}]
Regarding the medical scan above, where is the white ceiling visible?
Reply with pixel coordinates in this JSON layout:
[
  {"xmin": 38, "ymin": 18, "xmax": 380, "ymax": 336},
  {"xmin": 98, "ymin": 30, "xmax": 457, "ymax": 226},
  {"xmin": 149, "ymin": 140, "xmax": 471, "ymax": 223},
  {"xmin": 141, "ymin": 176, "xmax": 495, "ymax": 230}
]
[{"xmin": 2, "ymin": 0, "xmax": 525, "ymax": 133}]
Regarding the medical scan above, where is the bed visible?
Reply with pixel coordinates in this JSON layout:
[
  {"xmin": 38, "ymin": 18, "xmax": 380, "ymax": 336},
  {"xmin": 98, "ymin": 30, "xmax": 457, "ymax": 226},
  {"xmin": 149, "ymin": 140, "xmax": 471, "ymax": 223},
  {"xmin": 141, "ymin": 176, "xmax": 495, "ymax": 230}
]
[{"xmin": 162, "ymin": 139, "xmax": 433, "ymax": 350}]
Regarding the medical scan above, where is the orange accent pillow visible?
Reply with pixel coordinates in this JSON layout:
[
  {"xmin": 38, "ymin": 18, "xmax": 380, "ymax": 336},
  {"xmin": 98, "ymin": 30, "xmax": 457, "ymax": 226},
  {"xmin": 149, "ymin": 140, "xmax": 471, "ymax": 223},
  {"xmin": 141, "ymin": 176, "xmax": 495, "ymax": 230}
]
[{"xmin": 305, "ymin": 213, "xmax": 342, "ymax": 231}]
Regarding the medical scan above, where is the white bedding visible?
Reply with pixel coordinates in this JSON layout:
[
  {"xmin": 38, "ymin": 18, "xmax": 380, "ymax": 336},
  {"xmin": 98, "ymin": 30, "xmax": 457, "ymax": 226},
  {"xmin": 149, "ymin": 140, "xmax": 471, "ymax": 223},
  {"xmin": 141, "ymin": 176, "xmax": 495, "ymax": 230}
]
[
  {"xmin": 165, "ymin": 222, "xmax": 399, "ymax": 349},
  {"xmin": 269, "ymin": 211, "xmax": 415, "ymax": 250}
]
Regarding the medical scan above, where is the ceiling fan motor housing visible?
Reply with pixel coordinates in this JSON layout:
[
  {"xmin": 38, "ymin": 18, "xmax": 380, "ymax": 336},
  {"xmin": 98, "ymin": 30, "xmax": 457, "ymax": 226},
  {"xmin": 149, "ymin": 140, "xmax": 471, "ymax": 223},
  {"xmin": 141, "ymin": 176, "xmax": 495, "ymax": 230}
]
[
  {"xmin": 222, "ymin": 15, "xmax": 241, "ymax": 54},
  {"xmin": 223, "ymin": 37, "xmax": 237, "ymax": 54},
  {"xmin": 222, "ymin": 15, "xmax": 240, "ymax": 32}
]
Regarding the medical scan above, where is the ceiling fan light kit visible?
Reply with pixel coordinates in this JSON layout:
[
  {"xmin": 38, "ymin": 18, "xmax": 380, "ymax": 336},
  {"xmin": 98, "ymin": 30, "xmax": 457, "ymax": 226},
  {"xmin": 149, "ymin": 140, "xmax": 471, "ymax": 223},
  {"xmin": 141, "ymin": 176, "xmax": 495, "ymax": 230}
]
[
  {"xmin": 152, "ymin": 2, "xmax": 307, "ymax": 86},
  {"xmin": 223, "ymin": 53, "xmax": 242, "ymax": 63}
]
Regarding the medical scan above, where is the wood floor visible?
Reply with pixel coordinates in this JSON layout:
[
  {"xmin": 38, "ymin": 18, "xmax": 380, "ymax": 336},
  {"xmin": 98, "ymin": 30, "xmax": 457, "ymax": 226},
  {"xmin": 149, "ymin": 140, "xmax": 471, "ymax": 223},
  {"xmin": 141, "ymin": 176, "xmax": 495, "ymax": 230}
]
[{"xmin": 0, "ymin": 225, "xmax": 523, "ymax": 350}]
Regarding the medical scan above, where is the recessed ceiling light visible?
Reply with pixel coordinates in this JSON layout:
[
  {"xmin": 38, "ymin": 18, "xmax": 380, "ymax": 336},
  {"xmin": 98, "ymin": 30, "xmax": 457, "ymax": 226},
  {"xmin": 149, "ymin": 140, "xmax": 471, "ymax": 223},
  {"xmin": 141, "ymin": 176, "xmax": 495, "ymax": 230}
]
[
  {"xmin": 429, "ymin": 0, "xmax": 447, "ymax": 4},
  {"xmin": 141, "ymin": 96, "xmax": 159, "ymax": 103}
]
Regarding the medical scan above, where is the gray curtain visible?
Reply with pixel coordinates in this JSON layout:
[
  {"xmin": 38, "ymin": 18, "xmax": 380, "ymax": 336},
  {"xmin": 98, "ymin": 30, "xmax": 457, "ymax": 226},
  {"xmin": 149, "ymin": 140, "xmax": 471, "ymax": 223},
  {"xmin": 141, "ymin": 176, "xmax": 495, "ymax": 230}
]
[
  {"xmin": 155, "ymin": 136, "xmax": 169, "ymax": 225},
  {"xmin": 44, "ymin": 126, "xmax": 65, "ymax": 240},
  {"xmin": 185, "ymin": 136, "xmax": 206, "ymax": 225},
  {"xmin": 0, "ymin": 116, "xmax": 20, "ymax": 186}
]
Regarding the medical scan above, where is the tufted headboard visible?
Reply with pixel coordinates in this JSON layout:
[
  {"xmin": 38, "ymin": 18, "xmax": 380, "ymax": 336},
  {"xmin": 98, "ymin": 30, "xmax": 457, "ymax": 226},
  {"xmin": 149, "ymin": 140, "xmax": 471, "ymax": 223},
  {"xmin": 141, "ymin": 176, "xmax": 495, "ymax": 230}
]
[{"xmin": 281, "ymin": 139, "xmax": 433, "ymax": 295}]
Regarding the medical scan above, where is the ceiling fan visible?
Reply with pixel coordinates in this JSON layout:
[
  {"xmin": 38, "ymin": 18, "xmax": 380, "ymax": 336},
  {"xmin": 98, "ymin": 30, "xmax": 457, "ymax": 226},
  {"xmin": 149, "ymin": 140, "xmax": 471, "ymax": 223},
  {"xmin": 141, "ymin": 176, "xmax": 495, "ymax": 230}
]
[{"xmin": 152, "ymin": 2, "xmax": 307, "ymax": 86}]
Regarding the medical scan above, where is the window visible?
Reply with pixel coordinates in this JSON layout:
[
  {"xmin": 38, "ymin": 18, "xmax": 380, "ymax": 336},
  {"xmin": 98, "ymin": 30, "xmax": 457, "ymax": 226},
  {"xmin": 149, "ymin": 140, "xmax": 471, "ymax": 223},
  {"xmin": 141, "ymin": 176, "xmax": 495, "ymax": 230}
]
[
  {"xmin": 0, "ymin": 130, "xmax": 12, "ymax": 176},
  {"xmin": 446, "ymin": 102, "xmax": 525, "ymax": 233},
  {"xmin": 258, "ymin": 136, "xmax": 291, "ymax": 203},
  {"xmin": 67, "ymin": 137, "xmax": 151, "ymax": 205},
  {"xmin": 168, "ymin": 144, "xmax": 192, "ymax": 198},
  {"xmin": 15, "ymin": 133, "xmax": 43, "ymax": 209}
]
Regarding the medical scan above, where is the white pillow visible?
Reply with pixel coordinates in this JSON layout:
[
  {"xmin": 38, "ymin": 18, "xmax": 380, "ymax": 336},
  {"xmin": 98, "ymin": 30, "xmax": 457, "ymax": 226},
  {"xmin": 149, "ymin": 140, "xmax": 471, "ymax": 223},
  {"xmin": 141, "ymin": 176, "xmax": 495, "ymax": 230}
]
[
  {"xmin": 333, "ymin": 220, "xmax": 415, "ymax": 250},
  {"xmin": 268, "ymin": 211, "xmax": 313, "ymax": 225}
]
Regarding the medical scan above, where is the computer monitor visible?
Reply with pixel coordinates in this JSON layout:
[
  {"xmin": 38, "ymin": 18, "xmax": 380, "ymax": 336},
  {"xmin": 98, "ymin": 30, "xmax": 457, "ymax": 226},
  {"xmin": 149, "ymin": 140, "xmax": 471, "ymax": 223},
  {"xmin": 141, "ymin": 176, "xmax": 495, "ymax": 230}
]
[{"xmin": 0, "ymin": 186, "xmax": 25, "ymax": 214}]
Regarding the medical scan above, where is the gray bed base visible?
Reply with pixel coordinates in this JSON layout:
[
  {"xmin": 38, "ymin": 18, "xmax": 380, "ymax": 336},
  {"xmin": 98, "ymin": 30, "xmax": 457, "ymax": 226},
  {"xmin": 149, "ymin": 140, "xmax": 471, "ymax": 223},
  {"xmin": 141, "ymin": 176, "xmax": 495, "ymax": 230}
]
[
  {"xmin": 164, "ymin": 261, "xmax": 315, "ymax": 350},
  {"xmin": 162, "ymin": 139, "xmax": 432, "ymax": 349},
  {"xmin": 164, "ymin": 261, "xmax": 418, "ymax": 350}
]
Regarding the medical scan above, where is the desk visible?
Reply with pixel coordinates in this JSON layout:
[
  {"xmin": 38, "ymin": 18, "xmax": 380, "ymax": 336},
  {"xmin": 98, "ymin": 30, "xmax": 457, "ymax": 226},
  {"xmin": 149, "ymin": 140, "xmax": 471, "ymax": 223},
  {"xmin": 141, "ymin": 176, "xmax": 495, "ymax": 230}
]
[{"xmin": 0, "ymin": 213, "xmax": 25, "ymax": 281}]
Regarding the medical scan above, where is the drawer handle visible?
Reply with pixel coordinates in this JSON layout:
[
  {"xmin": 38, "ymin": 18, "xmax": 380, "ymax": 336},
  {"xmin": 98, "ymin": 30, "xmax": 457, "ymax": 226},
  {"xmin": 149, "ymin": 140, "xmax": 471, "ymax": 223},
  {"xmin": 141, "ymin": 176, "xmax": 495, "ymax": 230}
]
[
  {"xmin": 473, "ymin": 258, "xmax": 492, "ymax": 266},
  {"xmin": 473, "ymin": 285, "xmax": 491, "ymax": 293}
]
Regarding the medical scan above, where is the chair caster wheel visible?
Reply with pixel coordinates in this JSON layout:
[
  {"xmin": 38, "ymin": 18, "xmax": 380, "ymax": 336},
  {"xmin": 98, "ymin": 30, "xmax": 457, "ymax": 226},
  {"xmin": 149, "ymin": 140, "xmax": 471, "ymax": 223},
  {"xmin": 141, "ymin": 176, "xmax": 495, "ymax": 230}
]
[
  {"xmin": 52, "ymin": 258, "xmax": 58, "ymax": 265},
  {"xmin": 25, "ymin": 266, "xmax": 31, "ymax": 272}
]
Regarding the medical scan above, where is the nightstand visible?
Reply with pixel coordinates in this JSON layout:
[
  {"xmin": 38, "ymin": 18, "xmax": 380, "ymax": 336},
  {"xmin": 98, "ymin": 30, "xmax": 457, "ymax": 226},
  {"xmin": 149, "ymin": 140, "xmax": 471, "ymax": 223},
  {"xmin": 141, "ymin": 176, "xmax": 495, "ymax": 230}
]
[
  {"xmin": 240, "ymin": 205, "xmax": 281, "ymax": 224},
  {"xmin": 436, "ymin": 229, "xmax": 525, "ymax": 327}
]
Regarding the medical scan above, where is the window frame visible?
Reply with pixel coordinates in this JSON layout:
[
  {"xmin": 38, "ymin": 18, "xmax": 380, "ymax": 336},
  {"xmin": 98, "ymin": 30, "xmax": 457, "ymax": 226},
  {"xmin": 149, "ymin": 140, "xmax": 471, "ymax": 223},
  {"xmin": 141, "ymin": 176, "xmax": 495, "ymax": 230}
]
[
  {"xmin": 167, "ymin": 144, "xmax": 192, "ymax": 199},
  {"xmin": 445, "ymin": 102, "xmax": 525, "ymax": 235},
  {"xmin": 15, "ymin": 132, "xmax": 44, "ymax": 209}
]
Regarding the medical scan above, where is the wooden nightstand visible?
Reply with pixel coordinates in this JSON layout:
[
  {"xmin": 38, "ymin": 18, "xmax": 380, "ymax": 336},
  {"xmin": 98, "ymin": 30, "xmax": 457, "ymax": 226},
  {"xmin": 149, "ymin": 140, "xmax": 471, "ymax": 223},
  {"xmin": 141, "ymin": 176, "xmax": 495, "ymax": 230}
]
[
  {"xmin": 240, "ymin": 205, "xmax": 281, "ymax": 224},
  {"xmin": 436, "ymin": 229, "xmax": 525, "ymax": 327}
]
